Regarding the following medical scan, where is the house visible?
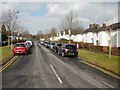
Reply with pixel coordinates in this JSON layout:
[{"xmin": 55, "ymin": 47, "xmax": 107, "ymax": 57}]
[
  {"xmin": 73, "ymin": 34, "xmax": 83, "ymax": 42},
  {"xmin": 82, "ymin": 22, "xmax": 120, "ymax": 47}
]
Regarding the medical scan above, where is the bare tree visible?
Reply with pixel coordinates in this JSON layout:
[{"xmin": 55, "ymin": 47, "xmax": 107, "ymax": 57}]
[
  {"xmin": 60, "ymin": 11, "xmax": 83, "ymax": 35},
  {"xmin": 50, "ymin": 27, "xmax": 57, "ymax": 37},
  {"xmin": 2, "ymin": 9, "xmax": 19, "ymax": 49},
  {"xmin": 23, "ymin": 30, "xmax": 31, "ymax": 39},
  {"xmin": 36, "ymin": 30, "xmax": 42, "ymax": 40},
  {"xmin": 2, "ymin": 9, "xmax": 19, "ymax": 32}
]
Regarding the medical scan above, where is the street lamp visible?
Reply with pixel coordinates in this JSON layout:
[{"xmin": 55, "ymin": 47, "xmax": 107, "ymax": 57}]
[
  {"xmin": 105, "ymin": 20, "xmax": 113, "ymax": 59},
  {"xmin": 68, "ymin": 28, "xmax": 71, "ymax": 44}
]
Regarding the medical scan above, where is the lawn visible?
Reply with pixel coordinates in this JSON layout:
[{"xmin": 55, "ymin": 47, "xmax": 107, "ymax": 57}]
[
  {"xmin": 78, "ymin": 49, "xmax": 119, "ymax": 75},
  {"xmin": 0, "ymin": 46, "xmax": 13, "ymax": 63}
]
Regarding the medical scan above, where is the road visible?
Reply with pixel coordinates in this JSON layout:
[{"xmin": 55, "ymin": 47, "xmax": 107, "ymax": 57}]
[{"xmin": 2, "ymin": 42, "xmax": 119, "ymax": 88}]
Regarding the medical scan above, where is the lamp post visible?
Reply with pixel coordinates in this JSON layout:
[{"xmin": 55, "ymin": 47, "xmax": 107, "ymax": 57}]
[
  {"xmin": 105, "ymin": 20, "xmax": 112, "ymax": 59},
  {"xmin": 10, "ymin": 11, "xmax": 19, "ymax": 49},
  {"xmin": 68, "ymin": 28, "xmax": 71, "ymax": 44}
]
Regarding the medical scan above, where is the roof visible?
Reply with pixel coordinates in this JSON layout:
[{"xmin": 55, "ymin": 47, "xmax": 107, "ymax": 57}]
[{"xmin": 83, "ymin": 22, "xmax": 120, "ymax": 33}]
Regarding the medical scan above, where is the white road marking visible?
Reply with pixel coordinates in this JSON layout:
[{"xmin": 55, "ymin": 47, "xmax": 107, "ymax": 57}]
[
  {"xmin": 38, "ymin": 43, "xmax": 115, "ymax": 88},
  {"xmin": 50, "ymin": 65, "xmax": 63, "ymax": 84},
  {"xmin": 101, "ymin": 81, "xmax": 114, "ymax": 88}
]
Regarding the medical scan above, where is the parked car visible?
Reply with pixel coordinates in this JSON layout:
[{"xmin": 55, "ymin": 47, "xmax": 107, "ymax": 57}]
[
  {"xmin": 49, "ymin": 42, "xmax": 56, "ymax": 50},
  {"xmin": 26, "ymin": 40, "xmax": 33, "ymax": 48},
  {"xmin": 25, "ymin": 42, "xmax": 31, "ymax": 51},
  {"xmin": 58, "ymin": 44, "xmax": 78, "ymax": 57},
  {"xmin": 40, "ymin": 41, "xmax": 44, "ymax": 45},
  {"xmin": 53, "ymin": 43, "xmax": 63, "ymax": 53},
  {"xmin": 46, "ymin": 42, "xmax": 50, "ymax": 48},
  {"xmin": 13, "ymin": 42, "xmax": 29, "ymax": 55},
  {"xmin": 44, "ymin": 41, "xmax": 49, "ymax": 47}
]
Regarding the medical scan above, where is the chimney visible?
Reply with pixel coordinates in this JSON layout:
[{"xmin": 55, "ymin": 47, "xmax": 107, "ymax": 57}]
[
  {"xmin": 93, "ymin": 23, "xmax": 96, "ymax": 29},
  {"xmin": 95, "ymin": 24, "xmax": 100, "ymax": 29},
  {"xmin": 103, "ymin": 23, "xmax": 106, "ymax": 27},
  {"xmin": 89, "ymin": 24, "xmax": 93, "ymax": 29}
]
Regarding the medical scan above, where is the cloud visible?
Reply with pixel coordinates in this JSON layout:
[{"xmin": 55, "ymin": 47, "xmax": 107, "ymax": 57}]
[
  {"xmin": 2, "ymin": 2, "xmax": 41, "ymax": 13},
  {"xmin": 1, "ymin": 2, "xmax": 118, "ymax": 34},
  {"xmin": 21, "ymin": 16, "xmax": 60, "ymax": 34},
  {"xmin": 46, "ymin": 2, "xmax": 118, "ymax": 27},
  {"xmin": 2, "ymin": 0, "xmax": 119, "ymax": 2}
]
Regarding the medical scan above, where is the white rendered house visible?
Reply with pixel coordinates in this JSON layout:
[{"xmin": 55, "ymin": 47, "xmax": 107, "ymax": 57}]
[{"xmin": 82, "ymin": 22, "xmax": 120, "ymax": 47}]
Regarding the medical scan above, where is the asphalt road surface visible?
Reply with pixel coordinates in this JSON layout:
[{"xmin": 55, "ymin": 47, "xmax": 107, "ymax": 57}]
[{"xmin": 2, "ymin": 42, "xmax": 119, "ymax": 88}]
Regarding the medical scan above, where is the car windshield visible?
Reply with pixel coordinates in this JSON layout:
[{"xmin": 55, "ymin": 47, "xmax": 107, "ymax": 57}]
[
  {"xmin": 15, "ymin": 44, "xmax": 25, "ymax": 47},
  {"xmin": 66, "ymin": 45, "xmax": 76, "ymax": 50}
]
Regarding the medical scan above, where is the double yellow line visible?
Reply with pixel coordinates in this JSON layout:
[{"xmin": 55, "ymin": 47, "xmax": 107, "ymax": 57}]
[{"xmin": 0, "ymin": 56, "xmax": 18, "ymax": 72}]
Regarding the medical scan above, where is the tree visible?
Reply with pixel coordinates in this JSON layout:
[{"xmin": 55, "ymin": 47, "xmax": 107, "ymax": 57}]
[
  {"xmin": 2, "ymin": 9, "xmax": 19, "ymax": 49},
  {"xmin": 2, "ymin": 9, "xmax": 19, "ymax": 33},
  {"xmin": 23, "ymin": 30, "xmax": 31, "ymax": 39},
  {"xmin": 50, "ymin": 27, "xmax": 57, "ymax": 37},
  {"xmin": 60, "ymin": 11, "xmax": 83, "ymax": 35},
  {"xmin": 1, "ymin": 25, "xmax": 8, "ymax": 41},
  {"xmin": 35, "ymin": 30, "xmax": 42, "ymax": 40}
]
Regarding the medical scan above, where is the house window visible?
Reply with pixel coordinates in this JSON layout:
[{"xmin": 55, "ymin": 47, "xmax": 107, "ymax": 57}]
[{"xmin": 96, "ymin": 32, "xmax": 98, "ymax": 36}]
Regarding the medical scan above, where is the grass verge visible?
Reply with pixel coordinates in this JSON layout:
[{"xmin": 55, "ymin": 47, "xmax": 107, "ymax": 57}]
[
  {"xmin": 78, "ymin": 49, "xmax": 119, "ymax": 76},
  {"xmin": 0, "ymin": 46, "xmax": 13, "ymax": 63}
]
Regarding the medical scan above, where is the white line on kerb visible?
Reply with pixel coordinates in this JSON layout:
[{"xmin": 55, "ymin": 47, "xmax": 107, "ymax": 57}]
[
  {"xmin": 101, "ymin": 81, "xmax": 114, "ymax": 88},
  {"xmin": 50, "ymin": 65, "xmax": 63, "ymax": 84}
]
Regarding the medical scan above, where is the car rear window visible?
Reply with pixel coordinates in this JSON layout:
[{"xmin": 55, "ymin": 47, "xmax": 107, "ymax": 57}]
[
  {"xmin": 58, "ymin": 44, "xmax": 62, "ymax": 46},
  {"xmin": 66, "ymin": 45, "xmax": 76, "ymax": 50},
  {"xmin": 15, "ymin": 44, "xmax": 25, "ymax": 47}
]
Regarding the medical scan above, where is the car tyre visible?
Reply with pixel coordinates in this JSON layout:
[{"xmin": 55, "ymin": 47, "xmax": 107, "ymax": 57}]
[
  {"xmin": 25, "ymin": 51, "xmax": 28, "ymax": 55},
  {"xmin": 58, "ymin": 51, "xmax": 60, "ymax": 55}
]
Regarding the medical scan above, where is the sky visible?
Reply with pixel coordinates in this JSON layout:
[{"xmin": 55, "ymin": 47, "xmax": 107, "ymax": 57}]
[{"xmin": 1, "ymin": 0, "xmax": 119, "ymax": 35}]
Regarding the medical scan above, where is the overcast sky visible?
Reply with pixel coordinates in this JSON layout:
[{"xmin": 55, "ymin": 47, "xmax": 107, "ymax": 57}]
[{"xmin": 1, "ymin": 0, "xmax": 119, "ymax": 35}]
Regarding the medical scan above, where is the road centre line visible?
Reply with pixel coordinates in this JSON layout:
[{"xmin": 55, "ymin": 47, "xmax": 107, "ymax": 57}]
[
  {"xmin": 48, "ymin": 48, "xmax": 107, "ymax": 88},
  {"xmin": 39, "ymin": 43, "xmax": 115, "ymax": 88},
  {"xmin": 50, "ymin": 65, "xmax": 63, "ymax": 84}
]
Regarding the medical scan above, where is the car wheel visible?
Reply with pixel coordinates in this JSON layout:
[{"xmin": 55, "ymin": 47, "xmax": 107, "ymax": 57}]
[
  {"xmin": 55, "ymin": 49, "xmax": 57, "ymax": 52},
  {"xmin": 25, "ymin": 51, "xmax": 28, "ymax": 55},
  {"xmin": 62, "ymin": 52, "xmax": 65, "ymax": 57},
  {"xmin": 56, "ymin": 50, "xmax": 58, "ymax": 53},
  {"xmin": 58, "ymin": 51, "xmax": 60, "ymax": 55}
]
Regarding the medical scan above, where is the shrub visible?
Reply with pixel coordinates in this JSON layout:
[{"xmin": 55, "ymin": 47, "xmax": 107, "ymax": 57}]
[
  {"xmin": 102, "ymin": 46, "xmax": 108, "ymax": 54},
  {"xmin": 111, "ymin": 47, "xmax": 119, "ymax": 55}
]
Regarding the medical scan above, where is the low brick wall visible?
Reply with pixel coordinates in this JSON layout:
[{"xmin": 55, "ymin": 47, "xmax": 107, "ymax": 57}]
[{"xmin": 73, "ymin": 42, "xmax": 120, "ymax": 56}]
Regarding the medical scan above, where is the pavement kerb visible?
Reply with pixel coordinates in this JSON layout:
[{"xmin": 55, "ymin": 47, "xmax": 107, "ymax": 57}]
[
  {"xmin": 0, "ymin": 55, "xmax": 19, "ymax": 72},
  {"xmin": 78, "ymin": 57, "xmax": 120, "ymax": 80}
]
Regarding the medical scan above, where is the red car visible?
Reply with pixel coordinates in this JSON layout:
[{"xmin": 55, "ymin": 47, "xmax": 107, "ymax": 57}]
[{"xmin": 13, "ymin": 42, "xmax": 29, "ymax": 55}]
